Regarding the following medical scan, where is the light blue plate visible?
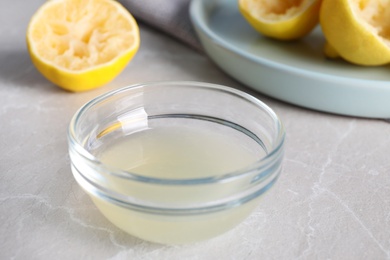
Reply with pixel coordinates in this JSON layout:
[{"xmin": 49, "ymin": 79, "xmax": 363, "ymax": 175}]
[{"xmin": 190, "ymin": 0, "xmax": 390, "ymax": 118}]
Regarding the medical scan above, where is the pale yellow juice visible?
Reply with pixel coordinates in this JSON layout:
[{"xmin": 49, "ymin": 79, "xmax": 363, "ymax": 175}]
[
  {"xmin": 88, "ymin": 124, "xmax": 266, "ymax": 244},
  {"xmin": 99, "ymin": 125, "xmax": 263, "ymax": 179}
]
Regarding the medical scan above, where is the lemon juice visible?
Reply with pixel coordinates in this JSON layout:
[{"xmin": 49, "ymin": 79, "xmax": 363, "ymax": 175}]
[
  {"xmin": 90, "ymin": 193, "xmax": 262, "ymax": 244},
  {"xmin": 98, "ymin": 124, "xmax": 264, "ymax": 179},
  {"xmin": 69, "ymin": 82, "xmax": 285, "ymax": 245},
  {"xmin": 86, "ymin": 121, "xmax": 267, "ymax": 244}
]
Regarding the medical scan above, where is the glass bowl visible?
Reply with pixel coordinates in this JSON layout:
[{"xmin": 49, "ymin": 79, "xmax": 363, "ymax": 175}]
[{"xmin": 68, "ymin": 81, "xmax": 285, "ymax": 244}]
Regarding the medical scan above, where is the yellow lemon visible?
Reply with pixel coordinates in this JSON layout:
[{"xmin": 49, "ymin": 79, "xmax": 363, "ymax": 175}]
[
  {"xmin": 323, "ymin": 42, "xmax": 340, "ymax": 59},
  {"xmin": 238, "ymin": 0, "xmax": 322, "ymax": 40},
  {"xmin": 320, "ymin": 0, "xmax": 390, "ymax": 66},
  {"xmin": 26, "ymin": 0, "xmax": 140, "ymax": 92}
]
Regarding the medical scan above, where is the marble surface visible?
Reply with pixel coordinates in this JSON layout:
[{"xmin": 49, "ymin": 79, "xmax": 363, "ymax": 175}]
[{"xmin": 1, "ymin": 0, "xmax": 390, "ymax": 259}]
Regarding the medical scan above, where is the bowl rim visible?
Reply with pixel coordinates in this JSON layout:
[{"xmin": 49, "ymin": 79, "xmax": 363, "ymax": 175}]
[{"xmin": 68, "ymin": 81, "xmax": 285, "ymax": 185}]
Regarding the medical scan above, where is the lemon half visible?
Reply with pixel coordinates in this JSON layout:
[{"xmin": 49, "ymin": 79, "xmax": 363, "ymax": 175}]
[
  {"xmin": 321, "ymin": 0, "xmax": 390, "ymax": 66},
  {"xmin": 239, "ymin": 0, "xmax": 322, "ymax": 40},
  {"xmin": 27, "ymin": 0, "xmax": 140, "ymax": 92}
]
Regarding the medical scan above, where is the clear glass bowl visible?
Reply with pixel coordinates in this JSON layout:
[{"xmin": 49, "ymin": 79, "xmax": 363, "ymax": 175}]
[{"xmin": 68, "ymin": 81, "xmax": 285, "ymax": 244}]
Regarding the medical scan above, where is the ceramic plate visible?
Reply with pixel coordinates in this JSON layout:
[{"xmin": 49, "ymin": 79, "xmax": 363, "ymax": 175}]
[{"xmin": 190, "ymin": 0, "xmax": 390, "ymax": 118}]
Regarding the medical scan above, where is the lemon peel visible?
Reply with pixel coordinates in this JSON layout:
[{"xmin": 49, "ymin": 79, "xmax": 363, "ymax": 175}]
[
  {"xmin": 320, "ymin": 0, "xmax": 390, "ymax": 66},
  {"xmin": 26, "ymin": 0, "xmax": 140, "ymax": 92},
  {"xmin": 323, "ymin": 42, "xmax": 340, "ymax": 59},
  {"xmin": 239, "ymin": 0, "xmax": 322, "ymax": 40}
]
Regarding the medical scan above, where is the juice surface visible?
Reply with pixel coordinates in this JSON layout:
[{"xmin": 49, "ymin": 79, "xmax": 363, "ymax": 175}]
[{"xmin": 98, "ymin": 124, "xmax": 265, "ymax": 179}]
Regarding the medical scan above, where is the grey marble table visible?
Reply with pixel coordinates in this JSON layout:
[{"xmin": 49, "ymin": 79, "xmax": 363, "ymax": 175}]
[{"xmin": 1, "ymin": 0, "xmax": 390, "ymax": 259}]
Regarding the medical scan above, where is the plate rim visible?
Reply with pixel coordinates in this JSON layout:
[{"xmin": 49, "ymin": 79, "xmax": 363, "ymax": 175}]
[{"xmin": 189, "ymin": 0, "xmax": 390, "ymax": 88}]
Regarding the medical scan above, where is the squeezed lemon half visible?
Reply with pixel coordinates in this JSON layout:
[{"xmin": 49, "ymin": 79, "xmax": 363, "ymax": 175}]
[
  {"xmin": 239, "ymin": 0, "xmax": 322, "ymax": 40},
  {"xmin": 321, "ymin": 0, "xmax": 390, "ymax": 66},
  {"xmin": 26, "ymin": 0, "xmax": 140, "ymax": 91}
]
